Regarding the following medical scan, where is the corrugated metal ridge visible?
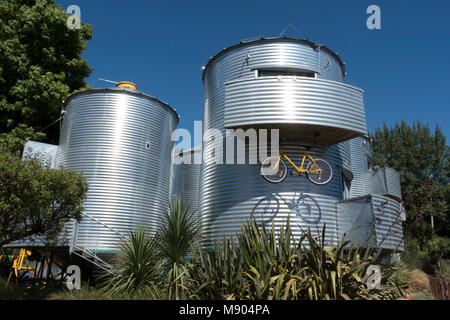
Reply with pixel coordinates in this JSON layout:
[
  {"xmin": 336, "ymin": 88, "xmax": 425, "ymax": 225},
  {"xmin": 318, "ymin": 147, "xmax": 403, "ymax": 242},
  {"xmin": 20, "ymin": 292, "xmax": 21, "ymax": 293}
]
[
  {"xmin": 62, "ymin": 88, "xmax": 180, "ymax": 123},
  {"xmin": 201, "ymin": 37, "xmax": 346, "ymax": 82},
  {"xmin": 225, "ymin": 76, "xmax": 364, "ymax": 93}
]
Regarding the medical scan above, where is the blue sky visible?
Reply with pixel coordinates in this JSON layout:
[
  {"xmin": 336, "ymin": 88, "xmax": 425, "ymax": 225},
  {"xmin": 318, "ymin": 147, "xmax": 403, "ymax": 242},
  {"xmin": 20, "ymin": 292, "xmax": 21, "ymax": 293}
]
[{"xmin": 56, "ymin": 0, "xmax": 450, "ymax": 140}]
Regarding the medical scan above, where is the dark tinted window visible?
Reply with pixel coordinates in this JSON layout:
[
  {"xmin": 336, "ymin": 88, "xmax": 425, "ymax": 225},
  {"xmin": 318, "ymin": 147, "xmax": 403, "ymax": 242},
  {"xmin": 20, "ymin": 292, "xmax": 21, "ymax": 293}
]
[{"xmin": 258, "ymin": 70, "xmax": 315, "ymax": 78}]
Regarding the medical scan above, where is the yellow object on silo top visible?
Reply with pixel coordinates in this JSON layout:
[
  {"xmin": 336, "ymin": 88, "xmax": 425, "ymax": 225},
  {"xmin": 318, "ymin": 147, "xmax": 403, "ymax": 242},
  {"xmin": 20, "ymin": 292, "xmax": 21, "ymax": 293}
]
[{"xmin": 116, "ymin": 81, "xmax": 138, "ymax": 90}]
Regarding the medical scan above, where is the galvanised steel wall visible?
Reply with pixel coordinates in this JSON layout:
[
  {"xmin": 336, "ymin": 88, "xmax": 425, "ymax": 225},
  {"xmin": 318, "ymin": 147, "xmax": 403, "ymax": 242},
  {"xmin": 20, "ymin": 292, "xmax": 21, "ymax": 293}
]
[
  {"xmin": 336, "ymin": 195, "xmax": 404, "ymax": 251},
  {"xmin": 346, "ymin": 137, "xmax": 404, "ymax": 251},
  {"xmin": 349, "ymin": 136, "xmax": 371, "ymax": 175},
  {"xmin": 340, "ymin": 140, "xmax": 352, "ymax": 174},
  {"xmin": 200, "ymin": 142, "xmax": 351, "ymax": 247},
  {"xmin": 172, "ymin": 148, "xmax": 201, "ymax": 216},
  {"xmin": 349, "ymin": 137, "xmax": 371, "ymax": 198},
  {"xmin": 57, "ymin": 88, "xmax": 179, "ymax": 252},
  {"xmin": 202, "ymin": 38, "xmax": 345, "ymax": 83},
  {"xmin": 200, "ymin": 38, "xmax": 355, "ymax": 248},
  {"xmin": 382, "ymin": 167, "xmax": 402, "ymax": 201},
  {"xmin": 349, "ymin": 137, "xmax": 402, "ymax": 201},
  {"xmin": 224, "ymin": 77, "xmax": 366, "ymax": 145},
  {"xmin": 336, "ymin": 196, "xmax": 373, "ymax": 244},
  {"xmin": 371, "ymin": 195, "xmax": 404, "ymax": 251},
  {"xmin": 23, "ymin": 141, "xmax": 59, "ymax": 168}
]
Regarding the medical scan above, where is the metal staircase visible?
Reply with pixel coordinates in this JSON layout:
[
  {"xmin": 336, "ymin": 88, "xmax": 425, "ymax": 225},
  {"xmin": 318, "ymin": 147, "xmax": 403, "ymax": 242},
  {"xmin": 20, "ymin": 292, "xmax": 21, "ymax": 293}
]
[{"xmin": 69, "ymin": 213, "xmax": 126, "ymax": 274}]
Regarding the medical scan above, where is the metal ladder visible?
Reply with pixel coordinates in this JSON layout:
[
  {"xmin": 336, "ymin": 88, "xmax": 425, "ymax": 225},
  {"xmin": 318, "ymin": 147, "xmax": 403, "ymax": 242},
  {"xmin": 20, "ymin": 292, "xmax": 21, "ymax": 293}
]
[{"xmin": 69, "ymin": 213, "xmax": 126, "ymax": 274}]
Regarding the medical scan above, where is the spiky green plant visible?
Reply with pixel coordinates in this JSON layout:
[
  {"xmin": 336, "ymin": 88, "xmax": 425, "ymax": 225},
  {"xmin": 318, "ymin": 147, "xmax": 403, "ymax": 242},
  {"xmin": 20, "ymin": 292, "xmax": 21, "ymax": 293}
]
[
  {"xmin": 186, "ymin": 238, "xmax": 245, "ymax": 300},
  {"xmin": 239, "ymin": 216, "xmax": 307, "ymax": 300},
  {"xmin": 158, "ymin": 196, "xmax": 200, "ymax": 264},
  {"xmin": 100, "ymin": 227, "xmax": 163, "ymax": 298},
  {"xmin": 299, "ymin": 226, "xmax": 376, "ymax": 300},
  {"xmin": 184, "ymin": 217, "xmax": 406, "ymax": 300},
  {"xmin": 157, "ymin": 196, "xmax": 200, "ymax": 299}
]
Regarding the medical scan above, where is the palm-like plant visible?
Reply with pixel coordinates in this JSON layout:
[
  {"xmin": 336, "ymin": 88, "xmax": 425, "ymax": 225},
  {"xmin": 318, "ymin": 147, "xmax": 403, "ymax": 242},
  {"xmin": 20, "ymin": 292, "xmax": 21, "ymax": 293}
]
[
  {"xmin": 100, "ymin": 227, "xmax": 163, "ymax": 299},
  {"xmin": 187, "ymin": 238, "xmax": 245, "ymax": 300},
  {"xmin": 157, "ymin": 196, "xmax": 199, "ymax": 264},
  {"xmin": 157, "ymin": 196, "xmax": 200, "ymax": 299},
  {"xmin": 185, "ymin": 216, "xmax": 406, "ymax": 300},
  {"xmin": 239, "ymin": 216, "xmax": 308, "ymax": 300}
]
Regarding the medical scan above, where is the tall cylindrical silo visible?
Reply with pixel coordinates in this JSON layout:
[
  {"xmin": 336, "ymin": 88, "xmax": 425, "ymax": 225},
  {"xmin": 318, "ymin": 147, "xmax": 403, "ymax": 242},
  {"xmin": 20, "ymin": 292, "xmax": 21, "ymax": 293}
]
[
  {"xmin": 200, "ymin": 37, "xmax": 367, "ymax": 247},
  {"xmin": 57, "ymin": 86, "xmax": 179, "ymax": 252}
]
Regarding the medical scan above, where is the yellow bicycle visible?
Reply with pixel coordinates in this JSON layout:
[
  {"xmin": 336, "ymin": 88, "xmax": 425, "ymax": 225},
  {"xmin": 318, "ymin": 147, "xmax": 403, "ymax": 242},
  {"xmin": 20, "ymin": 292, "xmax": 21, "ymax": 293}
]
[{"xmin": 261, "ymin": 149, "xmax": 333, "ymax": 185}]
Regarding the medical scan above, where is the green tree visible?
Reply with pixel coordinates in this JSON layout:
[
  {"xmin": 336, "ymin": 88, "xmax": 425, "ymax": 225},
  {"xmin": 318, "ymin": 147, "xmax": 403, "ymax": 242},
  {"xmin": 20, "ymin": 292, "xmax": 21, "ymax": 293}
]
[
  {"xmin": 0, "ymin": 0, "xmax": 93, "ymax": 154},
  {"xmin": 370, "ymin": 120, "xmax": 449, "ymax": 247},
  {"xmin": 0, "ymin": 152, "xmax": 88, "ymax": 247}
]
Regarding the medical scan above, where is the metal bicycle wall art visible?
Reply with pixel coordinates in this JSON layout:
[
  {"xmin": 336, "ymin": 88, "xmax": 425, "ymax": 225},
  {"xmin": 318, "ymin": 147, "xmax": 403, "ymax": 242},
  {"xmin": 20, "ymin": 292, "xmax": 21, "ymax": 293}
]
[
  {"xmin": 250, "ymin": 191, "xmax": 322, "ymax": 230},
  {"xmin": 260, "ymin": 147, "xmax": 333, "ymax": 185}
]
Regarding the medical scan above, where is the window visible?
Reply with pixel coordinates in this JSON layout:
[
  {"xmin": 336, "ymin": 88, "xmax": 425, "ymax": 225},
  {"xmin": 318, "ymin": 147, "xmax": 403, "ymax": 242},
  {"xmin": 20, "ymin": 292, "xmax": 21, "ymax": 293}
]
[{"xmin": 257, "ymin": 70, "xmax": 315, "ymax": 78}]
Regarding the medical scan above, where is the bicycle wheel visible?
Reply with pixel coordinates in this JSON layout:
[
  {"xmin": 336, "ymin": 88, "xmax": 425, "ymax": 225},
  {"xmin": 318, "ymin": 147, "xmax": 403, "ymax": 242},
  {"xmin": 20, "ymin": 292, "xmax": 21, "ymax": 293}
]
[
  {"xmin": 306, "ymin": 158, "xmax": 333, "ymax": 185},
  {"xmin": 250, "ymin": 196, "xmax": 280, "ymax": 226},
  {"xmin": 261, "ymin": 156, "xmax": 288, "ymax": 184}
]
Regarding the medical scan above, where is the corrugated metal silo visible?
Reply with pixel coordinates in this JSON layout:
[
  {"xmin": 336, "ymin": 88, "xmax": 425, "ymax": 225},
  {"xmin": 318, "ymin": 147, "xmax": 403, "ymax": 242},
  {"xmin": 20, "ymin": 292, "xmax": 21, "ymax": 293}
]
[
  {"xmin": 200, "ymin": 37, "xmax": 366, "ymax": 247},
  {"xmin": 58, "ymin": 87, "xmax": 179, "ymax": 252}
]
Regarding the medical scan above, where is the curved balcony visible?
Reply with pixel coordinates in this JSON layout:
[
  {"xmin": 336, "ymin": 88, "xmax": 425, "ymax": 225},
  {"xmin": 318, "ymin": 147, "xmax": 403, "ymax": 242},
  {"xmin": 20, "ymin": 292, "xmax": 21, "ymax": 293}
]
[{"xmin": 224, "ymin": 77, "xmax": 366, "ymax": 145}]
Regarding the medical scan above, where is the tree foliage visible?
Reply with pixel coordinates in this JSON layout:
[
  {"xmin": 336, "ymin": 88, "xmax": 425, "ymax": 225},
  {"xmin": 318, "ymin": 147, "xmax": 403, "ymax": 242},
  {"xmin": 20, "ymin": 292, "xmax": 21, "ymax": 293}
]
[
  {"xmin": 0, "ymin": 0, "xmax": 93, "ymax": 153},
  {"xmin": 0, "ymin": 152, "xmax": 88, "ymax": 247},
  {"xmin": 370, "ymin": 120, "xmax": 449, "ymax": 249}
]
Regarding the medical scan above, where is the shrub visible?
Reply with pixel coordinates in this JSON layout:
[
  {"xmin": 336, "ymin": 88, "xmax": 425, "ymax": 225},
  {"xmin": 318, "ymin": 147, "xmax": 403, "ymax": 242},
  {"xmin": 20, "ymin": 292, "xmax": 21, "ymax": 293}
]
[
  {"xmin": 184, "ymin": 217, "xmax": 406, "ymax": 300},
  {"xmin": 99, "ymin": 227, "xmax": 163, "ymax": 298}
]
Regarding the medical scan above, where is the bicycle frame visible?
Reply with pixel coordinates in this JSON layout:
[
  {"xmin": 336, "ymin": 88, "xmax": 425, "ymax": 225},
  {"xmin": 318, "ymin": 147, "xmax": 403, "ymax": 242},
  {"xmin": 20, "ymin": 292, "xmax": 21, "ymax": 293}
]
[{"xmin": 274, "ymin": 149, "xmax": 322, "ymax": 174}]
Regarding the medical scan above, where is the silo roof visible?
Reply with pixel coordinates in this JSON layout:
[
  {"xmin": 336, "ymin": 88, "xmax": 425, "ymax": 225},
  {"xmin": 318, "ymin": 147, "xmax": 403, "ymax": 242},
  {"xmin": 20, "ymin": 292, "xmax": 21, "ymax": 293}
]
[
  {"xmin": 63, "ymin": 87, "xmax": 180, "ymax": 123},
  {"xmin": 201, "ymin": 36, "xmax": 346, "ymax": 82}
]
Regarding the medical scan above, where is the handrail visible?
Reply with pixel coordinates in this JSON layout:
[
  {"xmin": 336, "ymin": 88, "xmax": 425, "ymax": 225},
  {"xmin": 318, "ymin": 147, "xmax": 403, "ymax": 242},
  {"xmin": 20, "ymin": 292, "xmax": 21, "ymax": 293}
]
[
  {"xmin": 69, "ymin": 212, "xmax": 124, "ymax": 274},
  {"xmin": 80, "ymin": 212, "xmax": 126, "ymax": 239}
]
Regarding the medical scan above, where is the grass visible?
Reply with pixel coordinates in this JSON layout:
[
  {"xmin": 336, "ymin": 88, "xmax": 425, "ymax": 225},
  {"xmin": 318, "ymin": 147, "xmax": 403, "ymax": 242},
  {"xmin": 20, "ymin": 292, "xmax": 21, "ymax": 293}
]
[
  {"xmin": 0, "ymin": 276, "xmax": 63, "ymax": 300},
  {"xmin": 0, "ymin": 277, "xmax": 27, "ymax": 300},
  {"xmin": 0, "ymin": 276, "xmax": 158, "ymax": 300},
  {"xmin": 47, "ymin": 285, "xmax": 142, "ymax": 300},
  {"xmin": 410, "ymin": 290, "xmax": 434, "ymax": 300}
]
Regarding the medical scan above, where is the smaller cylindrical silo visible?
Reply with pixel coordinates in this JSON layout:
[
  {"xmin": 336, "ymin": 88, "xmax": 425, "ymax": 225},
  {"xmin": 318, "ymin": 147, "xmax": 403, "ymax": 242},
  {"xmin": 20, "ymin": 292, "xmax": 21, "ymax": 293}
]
[{"xmin": 57, "ymin": 85, "xmax": 179, "ymax": 252}]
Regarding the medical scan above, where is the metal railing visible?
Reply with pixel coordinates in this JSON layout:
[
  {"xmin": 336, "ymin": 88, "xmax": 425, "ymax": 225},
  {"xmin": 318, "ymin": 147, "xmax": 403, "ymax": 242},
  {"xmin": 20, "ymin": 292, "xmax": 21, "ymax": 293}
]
[{"xmin": 69, "ymin": 213, "xmax": 126, "ymax": 274}]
